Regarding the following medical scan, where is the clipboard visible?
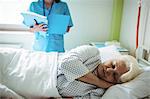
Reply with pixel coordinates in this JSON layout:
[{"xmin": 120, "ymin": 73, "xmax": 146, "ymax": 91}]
[
  {"xmin": 21, "ymin": 11, "xmax": 48, "ymax": 27},
  {"xmin": 21, "ymin": 12, "xmax": 70, "ymax": 36},
  {"xmin": 47, "ymin": 14, "xmax": 70, "ymax": 34}
]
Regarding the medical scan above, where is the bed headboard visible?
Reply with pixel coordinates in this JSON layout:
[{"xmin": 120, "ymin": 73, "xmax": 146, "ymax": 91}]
[{"xmin": 137, "ymin": 0, "xmax": 150, "ymax": 66}]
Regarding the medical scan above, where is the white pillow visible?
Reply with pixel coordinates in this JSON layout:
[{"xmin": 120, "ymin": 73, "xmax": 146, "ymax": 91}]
[
  {"xmin": 102, "ymin": 70, "xmax": 150, "ymax": 99},
  {"xmin": 98, "ymin": 45, "xmax": 122, "ymax": 63}
]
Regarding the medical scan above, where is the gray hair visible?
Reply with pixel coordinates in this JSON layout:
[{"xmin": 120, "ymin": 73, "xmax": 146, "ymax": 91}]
[{"xmin": 119, "ymin": 55, "xmax": 143, "ymax": 82}]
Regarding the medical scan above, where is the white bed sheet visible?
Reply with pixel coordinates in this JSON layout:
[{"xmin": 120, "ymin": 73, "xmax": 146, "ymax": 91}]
[{"xmin": 0, "ymin": 83, "xmax": 24, "ymax": 99}]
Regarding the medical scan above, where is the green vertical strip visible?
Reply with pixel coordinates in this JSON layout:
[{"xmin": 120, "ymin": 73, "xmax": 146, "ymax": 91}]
[{"xmin": 110, "ymin": 0, "xmax": 124, "ymax": 41}]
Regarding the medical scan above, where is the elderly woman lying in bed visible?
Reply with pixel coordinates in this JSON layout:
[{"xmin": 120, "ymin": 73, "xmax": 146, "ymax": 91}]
[{"xmin": 0, "ymin": 45, "xmax": 142, "ymax": 99}]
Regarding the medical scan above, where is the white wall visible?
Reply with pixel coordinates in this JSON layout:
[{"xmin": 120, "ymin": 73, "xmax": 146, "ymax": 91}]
[
  {"xmin": 65, "ymin": 0, "xmax": 113, "ymax": 50},
  {"xmin": 119, "ymin": 0, "xmax": 139, "ymax": 55},
  {"xmin": 0, "ymin": 0, "xmax": 113, "ymax": 50}
]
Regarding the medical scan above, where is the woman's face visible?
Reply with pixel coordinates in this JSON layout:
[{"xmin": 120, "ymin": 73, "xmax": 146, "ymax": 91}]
[{"xmin": 97, "ymin": 59, "xmax": 128, "ymax": 83}]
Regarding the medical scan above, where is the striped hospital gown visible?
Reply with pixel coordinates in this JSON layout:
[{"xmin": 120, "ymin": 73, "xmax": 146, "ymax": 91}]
[{"xmin": 56, "ymin": 45, "xmax": 105, "ymax": 99}]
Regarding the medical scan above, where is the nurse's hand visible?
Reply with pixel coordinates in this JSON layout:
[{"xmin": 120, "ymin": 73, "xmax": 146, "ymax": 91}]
[{"xmin": 29, "ymin": 24, "xmax": 48, "ymax": 33}]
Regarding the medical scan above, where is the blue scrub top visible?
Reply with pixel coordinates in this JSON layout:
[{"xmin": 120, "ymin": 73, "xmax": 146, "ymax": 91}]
[{"xmin": 29, "ymin": 0, "xmax": 73, "ymax": 52}]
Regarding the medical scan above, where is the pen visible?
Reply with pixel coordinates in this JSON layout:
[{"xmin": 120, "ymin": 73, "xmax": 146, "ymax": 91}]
[
  {"xmin": 34, "ymin": 19, "xmax": 39, "ymax": 25},
  {"xmin": 30, "ymin": 19, "xmax": 39, "ymax": 28}
]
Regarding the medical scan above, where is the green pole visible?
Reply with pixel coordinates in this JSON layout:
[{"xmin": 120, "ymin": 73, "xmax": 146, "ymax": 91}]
[{"xmin": 110, "ymin": 0, "xmax": 124, "ymax": 41}]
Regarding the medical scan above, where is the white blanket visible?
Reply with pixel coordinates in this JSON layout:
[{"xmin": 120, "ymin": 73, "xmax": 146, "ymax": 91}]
[{"xmin": 0, "ymin": 48, "xmax": 60, "ymax": 98}]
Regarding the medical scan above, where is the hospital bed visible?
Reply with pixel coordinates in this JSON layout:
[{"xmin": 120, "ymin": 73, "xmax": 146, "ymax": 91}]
[{"xmin": 0, "ymin": 45, "xmax": 150, "ymax": 99}]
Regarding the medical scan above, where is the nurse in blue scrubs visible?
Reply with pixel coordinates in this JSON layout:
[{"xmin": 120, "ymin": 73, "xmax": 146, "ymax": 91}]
[{"xmin": 29, "ymin": 0, "xmax": 73, "ymax": 52}]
